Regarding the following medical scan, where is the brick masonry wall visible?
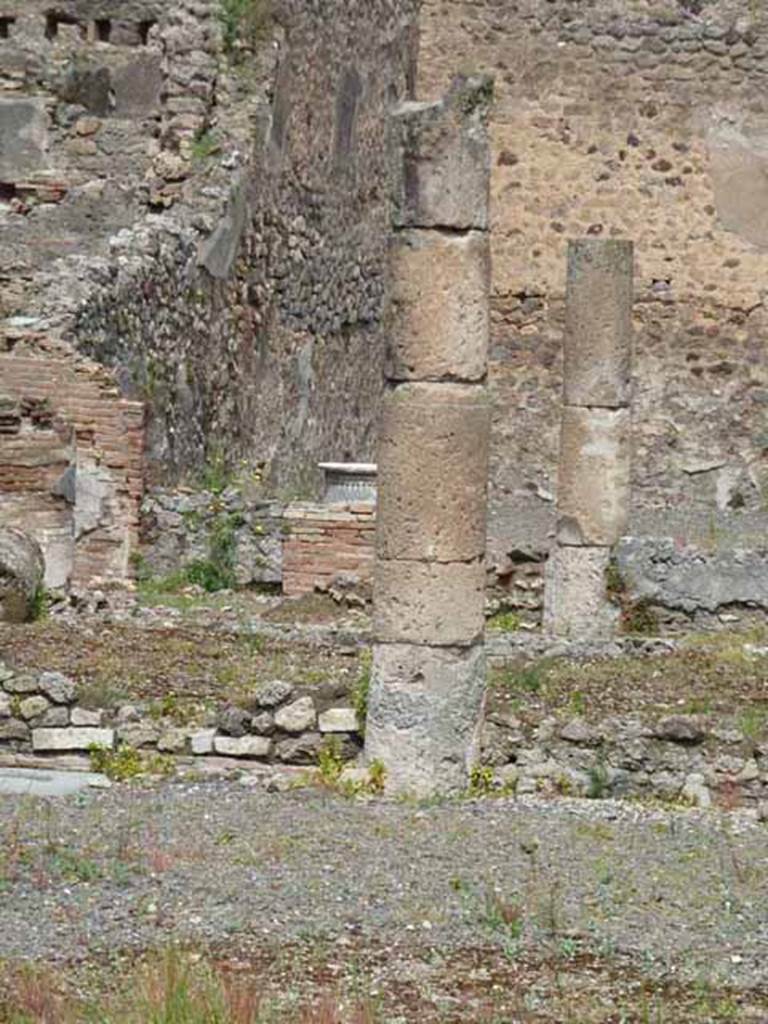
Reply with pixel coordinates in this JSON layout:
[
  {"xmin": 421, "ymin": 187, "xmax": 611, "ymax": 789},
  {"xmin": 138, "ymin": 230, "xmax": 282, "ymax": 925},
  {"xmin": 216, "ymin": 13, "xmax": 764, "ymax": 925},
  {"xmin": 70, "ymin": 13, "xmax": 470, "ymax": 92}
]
[
  {"xmin": 282, "ymin": 502, "xmax": 375, "ymax": 597},
  {"xmin": 418, "ymin": 0, "xmax": 768, "ymax": 590}
]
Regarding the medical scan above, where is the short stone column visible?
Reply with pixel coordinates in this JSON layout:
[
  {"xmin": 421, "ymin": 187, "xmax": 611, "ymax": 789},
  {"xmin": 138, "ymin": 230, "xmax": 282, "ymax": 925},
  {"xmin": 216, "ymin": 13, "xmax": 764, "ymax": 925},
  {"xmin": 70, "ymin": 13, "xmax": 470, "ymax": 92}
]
[
  {"xmin": 364, "ymin": 76, "xmax": 493, "ymax": 796},
  {"xmin": 544, "ymin": 239, "xmax": 633, "ymax": 638}
]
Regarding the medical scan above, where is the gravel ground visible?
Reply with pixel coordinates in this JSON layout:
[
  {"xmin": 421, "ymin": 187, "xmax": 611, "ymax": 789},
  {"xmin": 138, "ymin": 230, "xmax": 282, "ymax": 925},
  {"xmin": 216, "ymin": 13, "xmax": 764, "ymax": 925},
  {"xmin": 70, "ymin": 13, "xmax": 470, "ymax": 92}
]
[{"xmin": 1, "ymin": 781, "xmax": 767, "ymax": 1000}]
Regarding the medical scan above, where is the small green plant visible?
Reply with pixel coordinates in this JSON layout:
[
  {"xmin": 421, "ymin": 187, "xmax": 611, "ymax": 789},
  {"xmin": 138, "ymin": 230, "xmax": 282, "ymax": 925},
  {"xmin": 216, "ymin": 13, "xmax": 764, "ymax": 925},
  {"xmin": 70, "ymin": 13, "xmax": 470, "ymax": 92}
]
[
  {"xmin": 568, "ymin": 689, "xmax": 587, "ymax": 716},
  {"xmin": 352, "ymin": 649, "xmax": 372, "ymax": 734},
  {"xmin": 29, "ymin": 584, "xmax": 50, "ymax": 621},
  {"xmin": 487, "ymin": 610, "xmax": 521, "ymax": 632},
  {"xmin": 219, "ymin": 0, "xmax": 272, "ymax": 58},
  {"xmin": 191, "ymin": 131, "xmax": 220, "ymax": 161},
  {"xmin": 739, "ymin": 705, "xmax": 768, "ymax": 742},
  {"xmin": 622, "ymin": 597, "xmax": 659, "ymax": 636},
  {"xmin": 89, "ymin": 743, "xmax": 144, "ymax": 781},
  {"xmin": 88, "ymin": 743, "xmax": 175, "ymax": 782},
  {"xmin": 367, "ymin": 759, "xmax": 386, "ymax": 794},
  {"xmin": 317, "ymin": 737, "xmax": 344, "ymax": 786},
  {"xmin": 587, "ymin": 761, "xmax": 610, "ymax": 800},
  {"xmin": 468, "ymin": 763, "xmax": 495, "ymax": 796},
  {"xmin": 495, "ymin": 661, "xmax": 546, "ymax": 695}
]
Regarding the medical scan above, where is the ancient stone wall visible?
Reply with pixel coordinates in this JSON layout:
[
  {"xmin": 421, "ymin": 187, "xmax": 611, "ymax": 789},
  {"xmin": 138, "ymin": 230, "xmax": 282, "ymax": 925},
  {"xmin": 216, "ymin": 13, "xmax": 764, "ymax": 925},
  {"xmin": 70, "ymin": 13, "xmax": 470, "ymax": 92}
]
[
  {"xmin": 71, "ymin": 0, "xmax": 419, "ymax": 493},
  {"xmin": 419, "ymin": 0, "xmax": 768, "ymax": 622},
  {"xmin": 0, "ymin": 0, "xmax": 417, "ymax": 588}
]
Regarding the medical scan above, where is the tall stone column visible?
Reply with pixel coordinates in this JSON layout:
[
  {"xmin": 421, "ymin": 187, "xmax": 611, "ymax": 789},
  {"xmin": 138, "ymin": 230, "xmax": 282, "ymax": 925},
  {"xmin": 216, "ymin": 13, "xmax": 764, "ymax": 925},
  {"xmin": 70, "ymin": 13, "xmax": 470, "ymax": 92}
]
[
  {"xmin": 544, "ymin": 239, "xmax": 633, "ymax": 638},
  {"xmin": 365, "ymin": 76, "xmax": 493, "ymax": 796}
]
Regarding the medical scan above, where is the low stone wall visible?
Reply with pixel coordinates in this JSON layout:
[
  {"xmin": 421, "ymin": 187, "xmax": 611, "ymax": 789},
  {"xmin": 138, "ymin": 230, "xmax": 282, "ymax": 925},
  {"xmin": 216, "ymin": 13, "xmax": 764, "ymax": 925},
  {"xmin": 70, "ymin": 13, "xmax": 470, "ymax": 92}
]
[
  {"xmin": 2, "ymin": 650, "xmax": 766, "ymax": 809},
  {"xmin": 482, "ymin": 709, "xmax": 768, "ymax": 810},
  {"xmin": 282, "ymin": 502, "xmax": 375, "ymax": 598},
  {"xmin": 0, "ymin": 660, "xmax": 362, "ymax": 766}
]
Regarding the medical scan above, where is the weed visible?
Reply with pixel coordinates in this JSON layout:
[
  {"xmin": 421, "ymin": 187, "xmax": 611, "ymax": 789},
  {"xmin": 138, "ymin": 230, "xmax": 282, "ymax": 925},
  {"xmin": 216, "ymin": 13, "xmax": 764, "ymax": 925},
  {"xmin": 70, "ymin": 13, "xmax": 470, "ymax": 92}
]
[
  {"xmin": 738, "ymin": 705, "xmax": 768, "ymax": 742},
  {"xmin": 468, "ymin": 764, "xmax": 495, "ymax": 796},
  {"xmin": 29, "ymin": 584, "xmax": 50, "ymax": 622},
  {"xmin": 88, "ymin": 743, "xmax": 175, "ymax": 782},
  {"xmin": 587, "ymin": 761, "xmax": 610, "ymax": 800},
  {"xmin": 481, "ymin": 886, "xmax": 524, "ymax": 959},
  {"xmin": 494, "ymin": 660, "xmax": 547, "ymax": 695},
  {"xmin": 191, "ymin": 130, "xmax": 220, "ymax": 161},
  {"xmin": 622, "ymin": 597, "xmax": 660, "ymax": 636},
  {"xmin": 568, "ymin": 689, "xmax": 587, "ymax": 716},
  {"xmin": 351, "ymin": 650, "xmax": 371, "ymax": 734},
  {"xmin": 487, "ymin": 610, "xmax": 521, "ymax": 632},
  {"xmin": 317, "ymin": 737, "xmax": 344, "ymax": 786},
  {"xmin": 219, "ymin": 0, "xmax": 273, "ymax": 57},
  {"xmin": 366, "ymin": 759, "xmax": 386, "ymax": 795}
]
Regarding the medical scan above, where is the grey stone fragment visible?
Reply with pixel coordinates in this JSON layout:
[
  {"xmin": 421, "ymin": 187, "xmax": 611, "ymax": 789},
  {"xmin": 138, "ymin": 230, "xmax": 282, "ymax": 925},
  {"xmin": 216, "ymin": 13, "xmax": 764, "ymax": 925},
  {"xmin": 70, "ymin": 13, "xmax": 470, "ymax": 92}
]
[
  {"xmin": 19, "ymin": 695, "xmax": 50, "ymax": 721},
  {"xmin": 250, "ymin": 712, "xmax": 274, "ymax": 735},
  {"xmin": 655, "ymin": 716, "xmax": 705, "ymax": 744},
  {"xmin": 217, "ymin": 705, "xmax": 251, "ymax": 737},
  {"xmin": 365, "ymin": 643, "xmax": 486, "ymax": 796},
  {"xmin": 390, "ymin": 75, "xmax": 492, "ymax": 230},
  {"xmin": 543, "ymin": 545, "xmax": 619, "ymax": 639},
  {"xmin": 0, "ymin": 528, "xmax": 45, "ymax": 624},
  {"xmin": 32, "ymin": 727, "xmax": 115, "ymax": 751},
  {"xmin": 71, "ymin": 707, "xmax": 103, "ymax": 727},
  {"xmin": 253, "ymin": 680, "xmax": 294, "ymax": 708},
  {"xmin": 38, "ymin": 672, "xmax": 76, "ymax": 705},
  {"xmin": 116, "ymin": 705, "xmax": 142, "ymax": 724},
  {"xmin": 117, "ymin": 723, "xmax": 159, "ymax": 748},
  {"xmin": 559, "ymin": 718, "xmax": 603, "ymax": 746},
  {"xmin": 158, "ymin": 728, "xmax": 188, "ymax": 754},
  {"xmin": 3, "ymin": 675, "xmax": 40, "ymax": 695},
  {"xmin": 190, "ymin": 729, "xmax": 217, "ymax": 755},
  {"xmin": 564, "ymin": 239, "xmax": 633, "ymax": 408},
  {"xmin": 213, "ymin": 735, "xmax": 271, "ymax": 758},
  {"xmin": 36, "ymin": 706, "xmax": 70, "ymax": 728},
  {"xmin": 0, "ymin": 693, "xmax": 11, "ymax": 718},
  {"xmin": 0, "ymin": 661, "xmax": 15, "ymax": 684},
  {"xmin": 0, "ymin": 718, "xmax": 29, "ymax": 742},
  {"xmin": 274, "ymin": 697, "xmax": 316, "ymax": 734},
  {"xmin": 0, "ymin": 98, "xmax": 47, "ymax": 181},
  {"xmin": 199, "ymin": 173, "xmax": 248, "ymax": 279},
  {"xmin": 276, "ymin": 732, "xmax": 323, "ymax": 764}
]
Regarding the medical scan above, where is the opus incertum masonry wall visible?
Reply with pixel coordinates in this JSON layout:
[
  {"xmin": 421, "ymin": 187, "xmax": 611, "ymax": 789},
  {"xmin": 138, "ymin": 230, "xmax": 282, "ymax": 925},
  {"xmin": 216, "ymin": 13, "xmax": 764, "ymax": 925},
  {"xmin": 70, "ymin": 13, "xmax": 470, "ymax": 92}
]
[
  {"xmin": 365, "ymin": 76, "xmax": 493, "ymax": 796},
  {"xmin": 544, "ymin": 239, "xmax": 634, "ymax": 638}
]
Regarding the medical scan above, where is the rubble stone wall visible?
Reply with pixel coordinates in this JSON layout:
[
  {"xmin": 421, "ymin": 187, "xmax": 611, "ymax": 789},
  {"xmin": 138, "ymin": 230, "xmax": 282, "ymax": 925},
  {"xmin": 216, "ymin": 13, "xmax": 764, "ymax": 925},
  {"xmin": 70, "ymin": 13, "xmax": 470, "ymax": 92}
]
[{"xmin": 419, "ymin": 0, "xmax": 768, "ymax": 612}]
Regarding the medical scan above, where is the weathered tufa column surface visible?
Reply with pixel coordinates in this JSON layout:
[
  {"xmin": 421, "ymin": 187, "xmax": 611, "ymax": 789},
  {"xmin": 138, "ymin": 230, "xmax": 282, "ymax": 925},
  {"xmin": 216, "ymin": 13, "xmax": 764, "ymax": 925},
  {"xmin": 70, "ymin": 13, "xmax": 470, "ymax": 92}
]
[
  {"xmin": 365, "ymin": 76, "xmax": 493, "ymax": 796},
  {"xmin": 544, "ymin": 239, "xmax": 633, "ymax": 638}
]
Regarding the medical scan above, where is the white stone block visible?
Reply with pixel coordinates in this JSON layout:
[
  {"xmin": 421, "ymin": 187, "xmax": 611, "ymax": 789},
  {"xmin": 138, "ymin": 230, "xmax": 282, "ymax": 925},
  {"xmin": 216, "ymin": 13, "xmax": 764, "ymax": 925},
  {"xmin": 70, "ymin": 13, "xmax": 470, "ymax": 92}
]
[
  {"xmin": 213, "ymin": 735, "xmax": 271, "ymax": 758},
  {"xmin": 71, "ymin": 707, "xmax": 103, "ymax": 727},
  {"xmin": 32, "ymin": 727, "xmax": 115, "ymax": 751},
  {"xmin": 190, "ymin": 729, "xmax": 217, "ymax": 755},
  {"xmin": 318, "ymin": 708, "xmax": 359, "ymax": 733}
]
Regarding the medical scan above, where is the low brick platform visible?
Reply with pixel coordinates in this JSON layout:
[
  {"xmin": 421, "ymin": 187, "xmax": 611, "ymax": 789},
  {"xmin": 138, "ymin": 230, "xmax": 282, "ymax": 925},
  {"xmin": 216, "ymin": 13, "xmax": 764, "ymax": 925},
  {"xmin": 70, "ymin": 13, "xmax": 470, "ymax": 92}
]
[{"xmin": 282, "ymin": 502, "xmax": 375, "ymax": 598}]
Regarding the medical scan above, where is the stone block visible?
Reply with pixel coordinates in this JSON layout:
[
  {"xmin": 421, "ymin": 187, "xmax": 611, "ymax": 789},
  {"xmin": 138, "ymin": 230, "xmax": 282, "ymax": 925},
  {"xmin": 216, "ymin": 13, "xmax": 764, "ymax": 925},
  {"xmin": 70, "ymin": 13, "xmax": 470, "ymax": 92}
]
[
  {"xmin": 274, "ymin": 697, "xmax": 316, "ymax": 734},
  {"xmin": 543, "ymin": 546, "xmax": 619, "ymax": 639},
  {"xmin": 37, "ymin": 706, "xmax": 69, "ymax": 728},
  {"xmin": 158, "ymin": 728, "xmax": 188, "ymax": 753},
  {"xmin": 0, "ymin": 98, "xmax": 47, "ymax": 181},
  {"xmin": 365, "ymin": 642, "xmax": 486, "ymax": 796},
  {"xmin": 32, "ymin": 727, "xmax": 115, "ymax": 751},
  {"xmin": 390, "ymin": 75, "xmax": 492, "ymax": 230},
  {"xmin": 19, "ymin": 695, "xmax": 49, "ymax": 721},
  {"xmin": 318, "ymin": 707, "xmax": 359, "ymax": 733},
  {"xmin": 276, "ymin": 732, "xmax": 323, "ymax": 764},
  {"xmin": 213, "ymin": 735, "xmax": 271, "ymax": 758},
  {"xmin": 387, "ymin": 230, "xmax": 489, "ymax": 383},
  {"xmin": 376, "ymin": 383, "xmax": 490, "ymax": 562},
  {"xmin": 4, "ymin": 675, "xmax": 41, "ymax": 695},
  {"xmin": 0, "ymin": 719, "xmax": 29, "ymax": 742},
  {"xmin": 253, "ymin": 680, "xmax": 294, "ymax": 708},
  {"xmin": 564, "ymin": 239, "xmax": 633, "ymax": 408},
  {"xmin": 190, "ymin": 729, "xmax": 217, "ymax": 755},
  {"xmin": 38, "ymin": 671, "xmax": 76, "ymax": 704},
  {"xmin": 112, "ymin": 56, "xmax": 163, "ymax": 117},
  {"xmin": 0, "ymin": 527, "xmax": 45, "ymax": 624},
  {"xmin": 374, "ymin": 558, "xmax": 485, "ymax": 646},
  {"xmin": 71, "ymin": 707, "xmax": 103, "ymax": 727},
  {"xmin": 557, "ymin": 407, "xmax": 629, "ymax": 546},
  {"xmin": 117, "ymin": 723, "xmax": 159, "ymax": 748},
  {"xmin": 0, "ymin": 693, "xmax": 10, "ymax": 718}
]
